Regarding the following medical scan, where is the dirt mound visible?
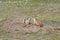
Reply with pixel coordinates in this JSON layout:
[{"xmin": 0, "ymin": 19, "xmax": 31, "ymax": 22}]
[{"xmin": 0, "ymin": 16, "xmax": 54, "ymax": 34}]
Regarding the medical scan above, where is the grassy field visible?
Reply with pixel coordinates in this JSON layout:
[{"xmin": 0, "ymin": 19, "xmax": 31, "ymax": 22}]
[{"xmin": 0, "ymin": 0, "xmax": 60, "ymax": 40}]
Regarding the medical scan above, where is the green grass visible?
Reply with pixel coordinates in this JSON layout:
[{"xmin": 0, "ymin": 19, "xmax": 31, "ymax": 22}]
[
  {"xmin": 0, "ymin": 0, "xmax": 60, "ymax": 40},
  {"xmin": 0, "ymin": 17, "xmax": 7, "ymax": 22},
  {"xmin": 0, "ymin": 0, "xmax": 60, "ymax": 22},
  {"xmin": 51, "ymin": 36, "xmax": 60, "ymax": 40}
]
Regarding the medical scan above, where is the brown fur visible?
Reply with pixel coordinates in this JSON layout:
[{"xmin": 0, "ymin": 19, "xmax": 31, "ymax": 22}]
[
  {"xmin": 24, "ymin": 17, "xmax": 43, "ymax": 27},
  {"xmin": 33, "ymin": 18, "xmax": 43, "ymax": 27}
]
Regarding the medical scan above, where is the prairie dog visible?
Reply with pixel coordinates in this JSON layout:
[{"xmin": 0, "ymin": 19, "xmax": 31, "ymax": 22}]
[{"xmin": 23, "ymin": 17, "xmax": 43, "ymax": 27}]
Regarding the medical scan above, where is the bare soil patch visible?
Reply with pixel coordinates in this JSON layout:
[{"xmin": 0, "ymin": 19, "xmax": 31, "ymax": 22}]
[{"xmin": 0, "ymin": 16, "xmax": 55, "ymax": 34}]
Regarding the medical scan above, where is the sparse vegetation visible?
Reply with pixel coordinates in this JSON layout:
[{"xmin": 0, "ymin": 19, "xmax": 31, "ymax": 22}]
[{"xmin": 0, "ymin": 0, "xmax": 60, "ymax": 40}]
